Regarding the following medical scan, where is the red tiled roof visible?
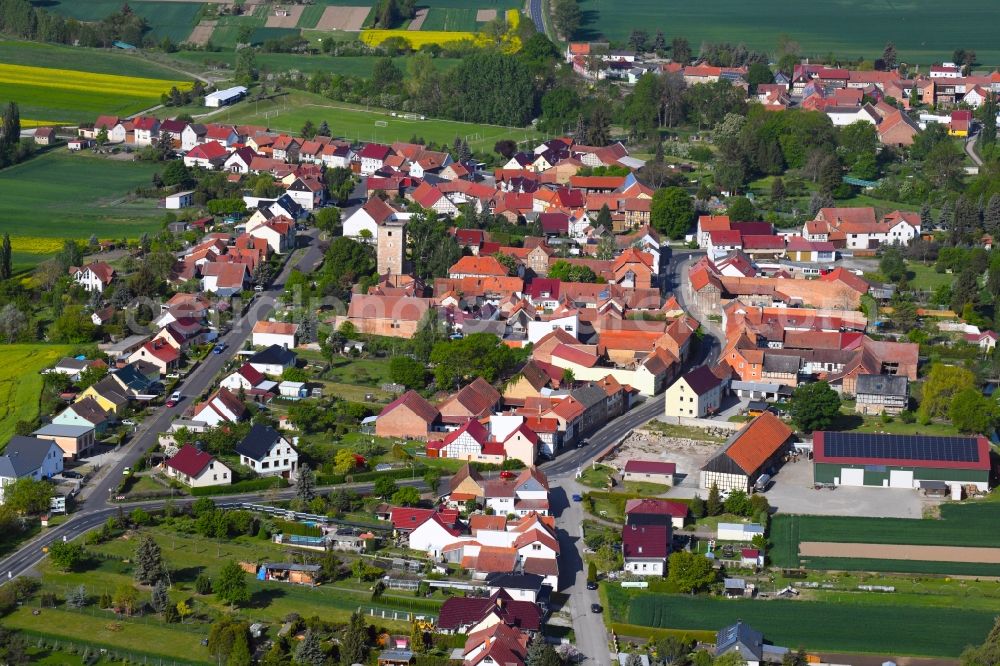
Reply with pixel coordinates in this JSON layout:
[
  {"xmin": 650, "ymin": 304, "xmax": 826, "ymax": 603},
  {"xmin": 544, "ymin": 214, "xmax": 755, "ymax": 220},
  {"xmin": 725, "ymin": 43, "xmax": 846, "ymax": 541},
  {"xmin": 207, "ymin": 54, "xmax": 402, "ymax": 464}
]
[
  {"xmin": 624, "ymin": 460, "xmax": 677, "ymax": 475},
  {"xmin": 625, "ymin": 498, "xmax": 688, "ymax": 518},
  {"xmin": 379, "ymin": 390, "xmax": 439, "ymax": 424},
  {"xmin": 437, "ymin": 590, "xmax": 540, "ymax": 631},
  {"xmin": 165, "ymin": 444, "xmax": 215, "ymax": 477},
  {"xmin": 187, "ymin": 141, "xmax": 228, "ymax": 160},
  {"xmin": 449, "ymin": 256, "xmax": 509, "ymax": 277},
  {"xmin": 724, "ymin": 412, "xmax": 793, "ymax": 475},
  {"xmin": 622, "ymin": 523, "xmax": 669, "ymax": 559}
]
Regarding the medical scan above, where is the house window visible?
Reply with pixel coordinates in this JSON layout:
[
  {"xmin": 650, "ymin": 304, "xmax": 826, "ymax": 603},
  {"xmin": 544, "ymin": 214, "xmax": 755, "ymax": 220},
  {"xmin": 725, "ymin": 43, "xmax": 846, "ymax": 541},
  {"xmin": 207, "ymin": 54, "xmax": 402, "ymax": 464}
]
[{"xmin": 262, "ymin": 461, "xmax": 269, "ymax": 469}]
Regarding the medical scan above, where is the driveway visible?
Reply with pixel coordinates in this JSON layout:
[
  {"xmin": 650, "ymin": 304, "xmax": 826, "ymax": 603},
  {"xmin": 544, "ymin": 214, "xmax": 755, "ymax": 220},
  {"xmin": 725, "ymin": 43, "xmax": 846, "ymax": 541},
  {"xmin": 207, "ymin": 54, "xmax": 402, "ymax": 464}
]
[{"xmin": 764, "ymin": 457, "xmax": 925, "ymax": 518}]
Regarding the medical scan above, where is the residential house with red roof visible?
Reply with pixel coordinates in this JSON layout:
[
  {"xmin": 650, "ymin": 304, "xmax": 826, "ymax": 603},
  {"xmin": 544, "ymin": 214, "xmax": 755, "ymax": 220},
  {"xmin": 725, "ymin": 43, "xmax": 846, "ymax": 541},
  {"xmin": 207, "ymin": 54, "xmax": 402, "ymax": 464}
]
[
  {"xmin": 439, "ymin": 377, "xmax": 502, "ymax": 424},
  {"xmin": 484, "ymin": 467, "xmax": 549, "ymax": 517},
  {"xmin": 622, "ymin": 523, "xmax": 670, "ymax": 576},
  {"xmin": 625, "ymin": 497, "xmax": 688, "ymax": 530},
  {"xmin": 252, "ymin": 320, "xmax": 299, "ymax": 349},
  {"xmin": 427, "ymin": 419, "xmax": 504, "ymax": 465},
  {"xmin": 376, "ymin": 390, "xmax": 441, "ymax": 440},
  {"xmin": 335, "ymin": 294, "xmax": 435, "ymax": 338},
  {"xmin": 462, "ymin": 622, "xmax": 529, "ymax": 666},
  {"xmin": 70, "ymin": 262, "xmax": 115, "ymax": 293},
  {"xmin": 164, "ymin": 444, "xmax": 232, "ymax": 488},
  {"xmin": 127, "ymin": 340, "xmax": 180, "ymax": 377},
  {"xmin": 200, "ymin": 262, "xmax": 249, "ymax": 296},
  {"xmin": 409, "ymin": 512, "xmax": 464, "ymax": 557},
  {"xmin": 437, "ymin": 590, "xmax": 541, "ymax": 634},
  {"xmin": 359, "ymin": 143, "xmax": 393, "ymax": 175},
  {"xmin": 131, "ymin": 116, "xmax": 161, "ymax": 146},
  {"xmin": 449, "ymin": 256, "xmax": 511, "ymax": 280},
  {"xmin": 700, "ymin": 412, "xmax": 793, "ymax": 493},
  {"xmin": 192, "ymin": 388, "xmax": 249, "ymax": 427},
  {"xmin": 220, "ymin": 363, "xmax": 271, "ymax": 396}
]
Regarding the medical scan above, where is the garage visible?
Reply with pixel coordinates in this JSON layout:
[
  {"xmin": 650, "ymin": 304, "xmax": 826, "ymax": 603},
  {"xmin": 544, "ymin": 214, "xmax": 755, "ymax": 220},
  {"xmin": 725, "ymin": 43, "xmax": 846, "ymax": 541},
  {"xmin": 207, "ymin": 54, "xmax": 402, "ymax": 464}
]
[
  {"xmin": 839, "ymin": 468, "xmax": 865, "ymax": 486},
  {"xmin": 813, "ymin": 432, "xmax": 991, "ymax": 491},
  {"xmin": 889, "ymin": 469, "xmax": 914, "ymax": 488}
]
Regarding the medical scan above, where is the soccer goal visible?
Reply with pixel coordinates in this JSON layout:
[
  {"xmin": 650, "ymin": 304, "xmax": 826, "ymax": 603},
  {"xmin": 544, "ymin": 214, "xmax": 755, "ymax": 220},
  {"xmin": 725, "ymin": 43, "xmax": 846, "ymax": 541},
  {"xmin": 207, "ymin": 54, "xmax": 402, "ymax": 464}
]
[
  {"xmin": 375, "ymin": 120, "xmax": 388, "ymax": 127},
  {"xmin": 401, "ymin": 112, "xmax": 421, "ymax": 120}
]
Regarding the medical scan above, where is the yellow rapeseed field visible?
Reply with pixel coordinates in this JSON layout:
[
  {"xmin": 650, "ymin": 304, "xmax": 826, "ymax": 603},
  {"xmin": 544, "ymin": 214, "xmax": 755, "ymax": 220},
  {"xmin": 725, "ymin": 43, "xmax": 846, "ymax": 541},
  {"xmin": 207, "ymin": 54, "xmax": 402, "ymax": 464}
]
[
  {"xmin": 361, "ymin": 8, "xmax": 523, "ymax": 52},
  {"xmin": 8, "ymin": 237, "xmax": 67, "ymax": 255},
  {"xmin": 0, "ymin": 63, "xmax": 192, "ymax": 97}
]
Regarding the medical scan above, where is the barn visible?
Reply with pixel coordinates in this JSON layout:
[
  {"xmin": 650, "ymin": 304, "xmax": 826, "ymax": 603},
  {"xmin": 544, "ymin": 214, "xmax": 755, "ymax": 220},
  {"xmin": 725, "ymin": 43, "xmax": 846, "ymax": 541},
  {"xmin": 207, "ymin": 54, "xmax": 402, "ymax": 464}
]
[
  {"xmin": 813, "ymin": 432, "xmax": 991, "ymax": 491},
  {"xmin": 700, "ymin": 412, "xmax": 793, "ymax": 493}
]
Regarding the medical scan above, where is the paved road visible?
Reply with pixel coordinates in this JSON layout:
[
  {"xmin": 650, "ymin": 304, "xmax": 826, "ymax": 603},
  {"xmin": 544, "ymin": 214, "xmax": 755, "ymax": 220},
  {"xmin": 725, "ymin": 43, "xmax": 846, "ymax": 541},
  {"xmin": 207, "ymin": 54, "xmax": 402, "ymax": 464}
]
[
  {"xmin": 528, "ymin": 0, "xmax": 544, "ymax": 34},
  {"xmin": 965, "ymin": 129, "xmax": 983, "ymax": 167}
]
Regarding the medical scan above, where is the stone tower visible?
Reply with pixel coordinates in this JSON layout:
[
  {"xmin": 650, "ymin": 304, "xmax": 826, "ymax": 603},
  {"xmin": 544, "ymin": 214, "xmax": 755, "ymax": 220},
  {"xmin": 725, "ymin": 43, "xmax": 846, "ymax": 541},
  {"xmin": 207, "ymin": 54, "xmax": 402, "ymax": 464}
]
[{"xmin": 377, "ymin": 219, "xmax": 407, "ymax": 276}]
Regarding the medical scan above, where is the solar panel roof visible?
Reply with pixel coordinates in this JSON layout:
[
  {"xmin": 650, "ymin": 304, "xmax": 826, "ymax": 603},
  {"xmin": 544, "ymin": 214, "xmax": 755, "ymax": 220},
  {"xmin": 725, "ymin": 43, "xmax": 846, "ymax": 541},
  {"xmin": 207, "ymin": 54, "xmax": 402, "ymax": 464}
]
[{"xmin": 821, "ymin": 432, "xmax": 980, "ymax": 463}]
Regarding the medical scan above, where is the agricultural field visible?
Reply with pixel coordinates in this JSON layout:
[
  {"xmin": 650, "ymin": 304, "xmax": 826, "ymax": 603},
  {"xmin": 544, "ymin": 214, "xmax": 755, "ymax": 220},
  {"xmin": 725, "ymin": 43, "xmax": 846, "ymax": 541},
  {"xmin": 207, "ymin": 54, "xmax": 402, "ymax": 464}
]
[
  {"xmin": 0, "ymin": 345, "xmax": 74, "ymax": 445},
  {"xmin": 211, "ymin": 89, "xmax": 542, "ymax": 150},
  {"xmin": 618, "ymin": 591, "xmax": 994, "ymax": 657},
  {"xmin": 30, "ymin": 0, "xmax": 203, "ymax": 44},
  {"xmin": 0, "ymin": 61, "xmax": 191, "ymax": 125},
  {"xmin": 170, "ymin": 50, "xmax": 460, "ymax": 77},
  {"xmin": 0, "ymin": 41, "xmax": 192, "ymax": 80},
  {"xmin": 0, "ymin": 151, "xmax": 165, "ymax": 269},
  {"xmin": 770, "ymin": 503, "xmax": 1000, "ymax": 573},
  {"xmin": 574, "ymin": 0, "xmax": 1000, "ymax": 64}
]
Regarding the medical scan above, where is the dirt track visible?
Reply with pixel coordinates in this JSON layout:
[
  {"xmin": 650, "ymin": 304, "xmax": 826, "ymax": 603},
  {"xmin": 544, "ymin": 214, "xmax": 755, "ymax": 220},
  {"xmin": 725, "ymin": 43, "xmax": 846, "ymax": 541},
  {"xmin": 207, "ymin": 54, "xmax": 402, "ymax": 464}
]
[
  {"xmin": 800, "ymin": 541, "xmax": 1000, "ymax": 563},
  {"xmin": 186, "ymin": 21, "xmax": 216, "ymax": 45},
  {"xmin": 476, "ymin": 9, "xmax": 497, "ymax": 21},
  {"xmin": 408, "ymin": 8, "xmax": 428, "ymax": 30},
  {"xmin": 315, "ymin": 6, "xmax": 369, "ymax": 31},
  {"xmin": 266, "ymin": 5, "xmax": 304, "ymax": 28}
]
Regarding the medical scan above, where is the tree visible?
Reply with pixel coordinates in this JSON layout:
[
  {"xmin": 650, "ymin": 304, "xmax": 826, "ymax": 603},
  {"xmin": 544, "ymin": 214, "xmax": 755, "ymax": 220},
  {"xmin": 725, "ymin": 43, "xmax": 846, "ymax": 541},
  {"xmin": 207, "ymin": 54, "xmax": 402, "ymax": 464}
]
[
  {"xmin": 587, "ymin": 560, "xmax": 597, "ymax": 583},
  {"xmin": 215, "ymin": 561, "xmax": 250, "ymax": 609},
  {"xmin": 879, "ymin": 246, "xmax": 907, "ymax": 283},
  {"xmin": 949, "ymin": 387, "xmax": 998, "ymax": 434},
  {"xmin": 3, "ymin": 477, "xmax": 50, "ymax": 515},
  {"xmin": 628, "ymin": 30, "xmax": 649, "ymax": 53},
  {"xmin": 961, "ymin": 616, "xmax": 1000, "ymax": 666},
  {"xmin": 494, "ymin": 139, "xmax": 517, "ymax": 159},
  {"xmin": 0, "ymin": 233, "xmax": 10, "ymax": 280},
  {"xmin": 551, "ymin": 0, "xmax": 580, "ymax": 39},
  {"xmin": 195, "ymin": 573, "xmax": 213, "ymax": 595},
  {"xmin": 313, "ymin": 207, "xmax": 342, "ymax": 235},
  {"xmin": 228, "ymin": 633, "xmax": 252, "ymax": 666},
  {"xmin": 0, "ymin": 304, "xmax": 26, "ymax": 344},
  {"xmin": 392, "ymin": 486, "xmax": 421, "ymax": 506},
  {"xmin": 724, "ymin": 490, "xmax": 752, "ymax": 516},
  {"xmin": 151, "ymin": 578, "xmax": 169, "ymax": 613},
  {"xmin": 671, "ymin": 37, "xmax": 691, "ymax": 64},
  {"xmin": 667, "ymin": 551, "xmax": 716, "ymax": 593},
  {"xmin": 980, "ymin": 93, "xmax": 998, "ymax": 148},
  {"xmin": 882, "ymin": 42, "xmax": 898, "ymax": 70},
  {"xmin": 706, "ymin": 483, "xmax": 722, "ymax": 517},
  {"xmin": 48, "ymin": 541, "xmax": 84, "ymax": 572},
  {"xmin": 373, "ymin": 57, "xmax": 404, "ymax": 89},
  {"xmin": 66, "ymin": 584, "xmax": 88, "ymax": 608},
  {"xmin": 449, "ymin": 51, "xmax": 535, "ymax": 127},
  {"xmin": 770, "ymin": 177, "xmax": 786, "ymax": 202},
  {"xmin": 300, "ymin": 119, "xmax": 316, "ymax": 139},
  {"xmin": 113, "ymin": 584, "xmax": 139, "ymax": 616},
  {"xmin": 235, "ymin": 47, "xmax": 258, "ymax": 84},
  {"xmin": 596, "ymin": 203, "xmax": 613, "ymax": 230},
  {"xmin": 209, "ymin": 617, "xmax": 250, "ymax": 665},
  {"xmin": 494, "ymin": 252, "xmax": 520, "ymax": 276},
  {"xmin": 162, "ymin": 160, "xmax": 191, "ymax": 188},
  {"xmin": 423, "ymin": 469, "xmax": 442, "ymax": 495},
  {"xmin": 950, "ymin": 266, "xmax": 980, "ymax": 313},
  {"xmin": 413, "ymin": 308, "xmax": 446, "ymax": 362},
  {"xmin": 294, "ymin": 628, "xmax": 326, "ymax": 666},
  {"xmin": 746, "ymin": 62, "xmax": 774, "ymax": 93},
  {"xmin": 726, "ymin": 196, "xmax": 754, "ymax": 221},
  {"xmin": 526, "ymin": 637, "xmax": 548, "ymax": 666},
  {"xmin": 374, "ymin": 476, "xmax": 398, "ymax": 498},
  {"xmin": 690, "ymin": 494, "xmax": 706, "ymax": 519},
  {"xmin": 334, "ymin": 448, "xmax": 360, "ymax": 475},
  {"xmin": 134, "ymin": 534, "xmax": 167, "ymax": 585},
  {"xmin": 650, "ymin": 187, "xmax": 694, "ymax": 239},
  {"xmin": 341, "ymin": 611, "xmax": 368, "ymax": 665},
  {"xmin": 540, "ymin": 87, "xmax": 581, "ymax": 135},
  {"xmin": 920, "ymin": 363, "xmax": 976, "ymax": 421},
  {"xmin": 389, "ymin": 356, "xmax": 427, "ymax": 388},
  {"xmin": 296, "ymin": 463, "xmax": 317, "ymax": 502},
  {"xmin": 789, "ymin": 381, "xmax": 841, "ymax": 432}
]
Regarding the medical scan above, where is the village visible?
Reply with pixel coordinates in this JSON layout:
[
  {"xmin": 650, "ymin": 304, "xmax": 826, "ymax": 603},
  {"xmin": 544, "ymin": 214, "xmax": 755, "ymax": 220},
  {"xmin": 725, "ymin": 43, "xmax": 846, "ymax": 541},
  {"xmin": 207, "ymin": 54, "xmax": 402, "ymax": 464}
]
[{"xmin": 3, "ymin": 21, "xmax": 1000, "ymax": 666}]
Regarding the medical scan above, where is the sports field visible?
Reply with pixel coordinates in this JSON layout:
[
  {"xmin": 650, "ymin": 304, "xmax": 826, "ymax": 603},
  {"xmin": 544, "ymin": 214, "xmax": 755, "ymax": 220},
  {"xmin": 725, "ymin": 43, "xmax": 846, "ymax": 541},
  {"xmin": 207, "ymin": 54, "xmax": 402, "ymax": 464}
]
[
  {"xmin": 0, "ymin": 62, "xmax": 191, "ymax": 125},
  {"xmin": 0, "ymin": 345, "xmax": 74, "ymax": 445},
  {"xmin": 574, "ymin": 0, "xmax": 1000, "ymax": 64},
  {"xmin": 0, "ymin": 152, "xmax": 165, "ymax": 268},
  {"xmin": 771, "ymin": 504, "xmax": 1000, "ymax": 573},
  {"xmin": 213, "ymin": 90, "xmax": 542, "ymax": 150}
]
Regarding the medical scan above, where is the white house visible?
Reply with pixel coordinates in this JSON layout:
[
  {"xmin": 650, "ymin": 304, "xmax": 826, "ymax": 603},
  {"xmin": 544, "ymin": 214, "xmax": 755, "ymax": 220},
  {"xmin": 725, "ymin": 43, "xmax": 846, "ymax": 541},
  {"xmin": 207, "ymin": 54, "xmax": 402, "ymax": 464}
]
[
  {"xmin": 192, "ymin": 388, "xmax": 247, "ymax": 427},
  {"xmin": 484, "ymin": 467, "xmax": 550, "ymax": 517},
  {"xmin": 664, "ymin": 365, "xmax": 724, "ymax": 418},
  {"xmin": 183, "ymin": 141, "xmax": 228, "ymax": 169},
  {"xmin": 248, "ymin": 345, "xmax": 297, "ymax": 376},
  {"xmin": 358, "ymin": 143, "xmax": 392, "ymax": 175},
  {"xmin": 0, "ymin": 436, "xmax": 64, "ymax": 504},
  {"xmin": 181, "ymin": 124, "xmax": 207, "ymax": 150},
  {"xmin": 622, "ymin": 523, "xmax": 669, "ymax": 577},
  {"xmin": 252, "ymin": 320, "xmax": 299, "ymax": 349},
  {"xmin": 235, "ymin": 424, "xmax": 298, "ymax": 478},
  {"xmin": 71, "ymin": 262, "xmax": 115, "ymax": 293},
  {"xmin": 220, "ymin": 363, "xmax": 268, "ymax": 392},
  {"xmin": 825, "ymin": 107, "xmax": 879, "ymax": 127},
  {"xmin": 165, "ymin": 191, "xmax": 194, "ymax": 209},
  {"xmin": 164, "ymin": 445, "xmax": 232, "ymax": 488},
  {"xmin": 408, "ymin": 513, "xmax": 463, "ymax": 557},
  {"xmin": 526, "ymin": 314, "xmax": 579, "ymax": 345},
  {"xmin": 321, "ymin": 143, "xmax": 354, "ymax": 169},
  {"xmin": 132, "ymin": 117, "xmax": 160, "ymax": 146}
]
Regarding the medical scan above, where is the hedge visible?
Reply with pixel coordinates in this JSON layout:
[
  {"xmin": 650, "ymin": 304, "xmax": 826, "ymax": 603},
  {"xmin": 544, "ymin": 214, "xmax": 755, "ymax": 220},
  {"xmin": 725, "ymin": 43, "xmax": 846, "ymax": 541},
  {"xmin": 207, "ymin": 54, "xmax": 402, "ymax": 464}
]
[
  {"xmin": 316, "ymin": 473, "xmax": 347, "ymax": 486},
  {"xmin": 349, "ymin": 466, "xmax": 428, "ymax": 483},
  {"xmin": 191, "ymin": 477, "xmax": 288, "ymax": 496},
  {"xmin": 609, "ymin": 623, "xmax": 717, "ymax": 644}
]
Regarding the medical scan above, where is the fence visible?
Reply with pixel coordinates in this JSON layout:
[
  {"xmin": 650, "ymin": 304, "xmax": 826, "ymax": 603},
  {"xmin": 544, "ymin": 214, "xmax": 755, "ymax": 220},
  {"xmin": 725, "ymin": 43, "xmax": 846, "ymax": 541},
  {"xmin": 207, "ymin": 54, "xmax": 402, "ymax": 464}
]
[
  {"xmin": 361, "ymin": 606, "xmax": 436, "ymax": 623},
  {"xmin": 215, "ymin": 502, "xmax": 392, "ymax": 533},
  {"xmin": 385, "ymin": 577, "xmax": 420, "ymax": 591},
  {"xmin": 20, "ymin": 626, "xmax": 204, "ymax": 666},
  {"xmin": 657, "ymin": 416, "xmax": 743, "ymax": 432}
]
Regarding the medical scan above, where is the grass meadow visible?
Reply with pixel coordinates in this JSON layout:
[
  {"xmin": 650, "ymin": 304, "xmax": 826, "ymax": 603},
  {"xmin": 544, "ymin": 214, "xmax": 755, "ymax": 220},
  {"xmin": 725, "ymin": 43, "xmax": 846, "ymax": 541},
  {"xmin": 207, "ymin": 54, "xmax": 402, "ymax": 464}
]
[
  {"xmin": 0, "ymin": 345, "xmax": 74, "ymax": 444},
  {"xmin": 0, "ymin": 152, "xmax": 165, "ymax": 268},
  {"xmin": 573, "ymin": 0, "xmax": 1000, "ymax": 64},
  {"xmin": 212, "ymin": 90, "xmax": 542, "ymax": 150},
  {"xmin": 770, "ymin": 504, "xmax": 1000, "ymax": 570},
  {"xmin": 619, "ymin": 591, "xmax": 993, "ymax": 657},
  {"xmin": 170, "ymin": 51, "xmax": 461, "ymax": 78}
]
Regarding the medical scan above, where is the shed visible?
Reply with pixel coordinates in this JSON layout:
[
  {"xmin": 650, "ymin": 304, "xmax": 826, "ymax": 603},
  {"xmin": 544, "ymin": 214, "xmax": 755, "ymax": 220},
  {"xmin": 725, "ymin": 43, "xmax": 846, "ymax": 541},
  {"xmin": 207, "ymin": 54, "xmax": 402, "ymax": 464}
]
[
  {"xmin": 205, "ymin": 86, "xmax": 248, "ymax": 108},
  {"xmin": 378, "ymin": 650, "xmax": 415, "ymax": 666},
  {"xmin": 257, "ymin": 562, "xmax": 321, "ymax": 585},
  {"xmin": 278, "ymin": 381, "xmax": 307, "ymax": 399},
  {"xmin": 717, "ymin": 522, "xmax": 764, "ymax": 542}
]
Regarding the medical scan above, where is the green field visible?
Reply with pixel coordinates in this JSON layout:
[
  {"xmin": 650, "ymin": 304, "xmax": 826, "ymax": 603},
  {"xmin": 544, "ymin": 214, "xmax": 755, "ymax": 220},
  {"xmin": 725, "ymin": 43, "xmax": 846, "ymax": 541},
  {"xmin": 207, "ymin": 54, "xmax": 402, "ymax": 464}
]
[
  {"xmin": 771, "ymin": 504, "xmax": 1000, "ymax": 571},
  {"xmin": 211, "ymin": 89, "xmax": 542, "ymax": 150},
  {"xmin": 622, "ymin": 592, "xmax": 993, "ymax": 657},
  {"xmin": 0, "ymin": 345, "xmax": 74, "ymax": 444},
  {"xmin": 422, "ymin": 8, "xmax": 480, "ymax": 32},
  {"xmin": 35, "ymin": 1, "xmax": 203, "ymax": 44},
  {"xmin": 574, "ymin": 0, "xmax": 1000, "ymax": 64},
  {"xmin": 170, "ymin": 51, "xmax": 460, "ymax": 77},
  {"xmin": 0, "ymin": 40, "xmax": 191, "ymax": 80},
  {"xmin": 0, "ymin": 151, "xmax": 165, "ymax": 268},
  {"xmin": 789, "ymin": 557, "xmax": 1000, "ymax": 577}
]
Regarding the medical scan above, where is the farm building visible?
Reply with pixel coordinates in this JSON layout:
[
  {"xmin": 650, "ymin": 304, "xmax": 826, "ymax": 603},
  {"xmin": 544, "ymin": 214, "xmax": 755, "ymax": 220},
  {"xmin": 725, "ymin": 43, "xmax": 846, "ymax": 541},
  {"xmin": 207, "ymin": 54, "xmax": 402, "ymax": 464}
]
[
  {"xmin": 165, "ymin": 191, "xmax": 194, "ymax": 209},
  {"xmin": 622, "ymin": 460, "xmax": 676, "ymax": 486},
  {"xmin": 205, "ymin": 86, "xmax": 248, "ymax": 108},
  {"xmin": 700, "ymin": 412, "xmax": 793, "ymax": 493},
  {"xmin": 813, "ymin": 432, "xmax": 991, "ymax": 490}
]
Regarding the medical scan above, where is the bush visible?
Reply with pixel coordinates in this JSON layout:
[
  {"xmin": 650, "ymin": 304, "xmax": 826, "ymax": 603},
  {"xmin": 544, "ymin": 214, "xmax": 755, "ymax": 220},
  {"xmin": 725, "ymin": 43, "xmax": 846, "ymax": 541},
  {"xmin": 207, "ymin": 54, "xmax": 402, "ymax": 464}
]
[{"xmin": 190, "ymin": 477, "xmax": 288, "ymax": 496}]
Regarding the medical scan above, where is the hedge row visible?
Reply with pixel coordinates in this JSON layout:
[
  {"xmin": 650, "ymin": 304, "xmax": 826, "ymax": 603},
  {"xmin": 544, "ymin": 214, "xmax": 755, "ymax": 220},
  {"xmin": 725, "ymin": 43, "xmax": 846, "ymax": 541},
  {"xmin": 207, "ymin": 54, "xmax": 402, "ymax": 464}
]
[
  {"xmin": 349, "ymin": 466, "xmax": 428, "ymax": 483},
  {"xmin": 191, "ymin": 477, "xmax": 288, "ymax": 496},
  {"xmin": 609, "ymin": 622, "xmax": 717, "ymax": 644}
]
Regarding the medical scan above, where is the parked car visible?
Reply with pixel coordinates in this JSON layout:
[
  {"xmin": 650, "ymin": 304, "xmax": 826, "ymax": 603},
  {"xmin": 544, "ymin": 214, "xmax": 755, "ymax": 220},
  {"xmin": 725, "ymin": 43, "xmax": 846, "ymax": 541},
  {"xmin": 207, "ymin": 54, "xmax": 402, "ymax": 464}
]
[
  {"xmin": 499, "ymin": 470, "xmax": 515, "ymax": 479},
  {"xmin": 254, "ymin": 285, "xmax": 264, "ymax": 292},
  {"xmin": 213, "ymin": 343, "xmax": 227, "ymax": 354},
  {"xmin": 590, "ymin": 603, "xmax": 603, "ymax": 614},
  {"xmin": 586, "ymin": 581, "xmax": 598, "ymax": 590},
  {"xmin": 61, "ymin": 470, "xmax": 82, "ymax": 479},
  {"xmin": 572, "ymin": 494, "xmax": 583, "ymax": 502},
  {"xmin": 122, "ymin": 467, "xmax": 131, "ymax": 476}
]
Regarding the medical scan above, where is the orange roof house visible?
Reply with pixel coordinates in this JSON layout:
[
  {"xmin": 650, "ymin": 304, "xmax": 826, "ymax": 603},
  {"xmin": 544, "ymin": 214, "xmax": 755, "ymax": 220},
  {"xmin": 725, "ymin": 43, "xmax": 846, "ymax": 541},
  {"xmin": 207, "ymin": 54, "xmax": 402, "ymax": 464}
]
[{"xmin": 376, "ymin": 390, "xmax": 440, "ymax": 440}]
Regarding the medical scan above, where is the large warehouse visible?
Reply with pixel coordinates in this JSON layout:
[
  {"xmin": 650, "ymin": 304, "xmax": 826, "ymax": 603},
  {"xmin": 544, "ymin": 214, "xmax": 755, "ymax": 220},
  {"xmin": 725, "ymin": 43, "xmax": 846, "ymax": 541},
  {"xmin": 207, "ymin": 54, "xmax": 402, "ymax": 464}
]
[{"xmin": 813, "ymin": 431, "xmax": 991, "ymax": 491}]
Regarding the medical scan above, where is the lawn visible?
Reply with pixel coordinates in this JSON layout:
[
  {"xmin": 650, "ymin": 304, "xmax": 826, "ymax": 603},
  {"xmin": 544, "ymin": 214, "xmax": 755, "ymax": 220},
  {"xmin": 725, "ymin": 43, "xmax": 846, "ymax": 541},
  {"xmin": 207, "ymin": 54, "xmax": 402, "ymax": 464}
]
[
  {"xmin": 0, "ymin": 41, "xmax": 191, "ymax": 80},
  {"xmin": 170, "ymin": 52, "xmax": 461, "ymax": 77},
  {"xmin": 906, "ymin": 261, "xmax": 955, "ymax": 291},
  {"xmin": 0, "ymin": 345, "xmax": 74, "ymax": 445},
  {"xmin": 578, "ymin": 464, "xmax": 615, "ymax": 489},
  {"xmin": 209, "ymin": 89, "xmax": 542, "ymax": 151},
  {"xmin": 324, "ymin": 356, "xmax": 394, "ymax": 386},
  {"xmin": 0, "ymin": 61, "xmax": 191, "ymax": 125},
  {"xmin": 35, "ymin": 1, "xmax": 203, "ymax": 44},
  {"xmin": 770, "ymin": 503, "xmax": 1000, "ymax": 570},
  {"xmin": 573, "ymin": 0, "xmax": 1000, "ymax": 65},
  {"xmin": 621, "ymin": 591, "xmax": 994, "ymax": 657},
  {"xmin": 0, "ymin": 151, "xmax": 166, "ymax": 268}
]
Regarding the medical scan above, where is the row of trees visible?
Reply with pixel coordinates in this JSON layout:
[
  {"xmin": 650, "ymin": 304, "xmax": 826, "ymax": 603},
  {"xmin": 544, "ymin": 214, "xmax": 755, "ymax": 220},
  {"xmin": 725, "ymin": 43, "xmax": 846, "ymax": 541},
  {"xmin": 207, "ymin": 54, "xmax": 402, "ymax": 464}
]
[{"xmin": 0, "ymin": 0, "xmax": 150, "ymax": 48}]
